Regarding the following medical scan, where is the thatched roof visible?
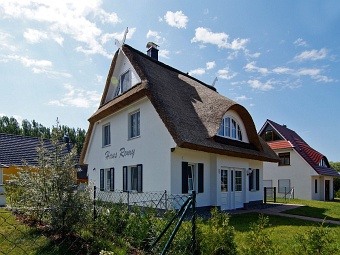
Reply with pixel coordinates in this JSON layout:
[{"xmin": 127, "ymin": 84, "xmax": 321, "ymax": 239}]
[{"xmin": 80, "ymin": 44, "xmax": 279, "ymax": 163}]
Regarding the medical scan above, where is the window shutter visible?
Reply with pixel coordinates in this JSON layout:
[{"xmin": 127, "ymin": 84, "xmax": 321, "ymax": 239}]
[
  {"xmin": 198, "ymin": 163, "xmax": 204, "ymax": 193},
  {"xmin": 100, "ymin": 169, "xmax": 104, "ymax": 191},
  {"xmin": 231, "ymin": 171, "xmax": 234, "ymax": 192},
  {"xmin": 110, "ymin": 168, "xmax": 114, "ymax": 191},
  {"xmin": 137, "ymin": 164, "xmax": 143, "ymax": 192},
  {"xmin": 123, "ymin": 166, "xmax": 128, "ymax": 192},
  {"xmin": 249, "ymin": 168, "xmax": 253, "ymax": 191},
  {"xmin": 182, "ymin": 161, "xmax": 188, "ymax": 194},
  {"xmin": 256, "ymin": 169, "xmax": 260, "ymax": 191}
]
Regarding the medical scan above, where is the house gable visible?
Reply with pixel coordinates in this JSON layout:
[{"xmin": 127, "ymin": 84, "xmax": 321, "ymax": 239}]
[
  {"xmin": 101, "ymin": 49, "xmax": 142, "ymax": 105},
  {"xmin": 80, "ymin": 44, "xmax": 279, "ymax": 164}
]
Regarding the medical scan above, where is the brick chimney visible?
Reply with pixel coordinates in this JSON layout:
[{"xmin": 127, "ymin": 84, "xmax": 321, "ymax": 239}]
[{"xmin": 146, "ymin": 42, "xmax": 159, "ymax": 60}]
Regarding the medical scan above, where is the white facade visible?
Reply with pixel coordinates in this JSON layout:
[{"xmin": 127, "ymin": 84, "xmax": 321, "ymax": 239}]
[
  {"xmin": 263, "ymin": 147, "xmax": 335, "ymax": 201},
  {"xmin": 84, "ymin": 96, "xmax": 265, "ymax": 209}
]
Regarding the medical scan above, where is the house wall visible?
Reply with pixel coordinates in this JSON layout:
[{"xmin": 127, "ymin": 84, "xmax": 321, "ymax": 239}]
[
  {"xmin": 170, "ymin": 148, "xmax": 264, "ymax": 209},
  {"xmin": 263, "ymin": 148, "xmax": 317, "ymax": 200},
  {"xmin": 85, "ymin": 97, "xmax": 176, "ymax": 192}
]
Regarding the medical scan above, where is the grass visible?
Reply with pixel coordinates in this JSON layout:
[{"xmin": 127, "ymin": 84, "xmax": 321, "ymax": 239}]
[
  {"xmin": 0, "ymin": 208, "xmax": 79, "ymax": 255},
  {"xmin": 1, "ymin": 199, "xmax": 340, "ymax": 254},
  {"xmin": 276, "ymin": 198, "xmax": 340, "ymax": 221}
]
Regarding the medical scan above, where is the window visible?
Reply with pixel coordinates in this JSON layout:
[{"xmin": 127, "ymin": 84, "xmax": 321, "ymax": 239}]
[
  {"xmin": 182, "ymin": 162, "xmax": 204, "ymax": 194},
  {"xmin": 278, "ymin": 179, "xmax": 290, "ymax": 193},
  {"xmin": 262, "ymin": 130, "xmax": 281, "ymax": 142},
  {"xmin": 218, "ymin": 117, "xmax": 242, "ymax": 141},
  {"xmin": 249, "ymin": 168, "xmax": 260, "ymax": 191},
  {"xmin": 120, "ymin": 70, "xmax": 131, "ymax": 93},
  {"xmin": 315, "ymin": 179, "xmax": 318, "ymax": 193},
  {"xmin": 123, "ymin": 164, "xmax": 143, "ymax": 192},
  {"xmin": 129, "ymin": 111, "xmax": 140, "ymax": 139},
  {"xmin": 235, "ymin": 171, "xmax": 242, "ymax": 191},
  {"xmin": 278, "ymin": 152, "xmax": 290, "ymax": 166},
  {"xmin": 102, "ymin": 123, "xmax": 111, "ymax": 147},
  {"xmin": 112, "ymin": 70, "xmax": 131, "ymax": 98},
  {"xmin": 100, "ymin": 168, "xmax": 114, "ymax": 191},
  {"xmin": 0, "ymin": 168, "xmax": 3, "ymax": 185},
  {"xmin": 221, "ymin": 169, "xmax": 228, "ymax": 192},
  {"xmin": 318, "ymin": 158, "xmax": 328, "ymax": 167}
]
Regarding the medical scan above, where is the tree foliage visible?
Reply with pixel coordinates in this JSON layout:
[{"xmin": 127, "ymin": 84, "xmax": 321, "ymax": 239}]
[
  {"xmin": 330, "ymin": 162, "xmax": 340, "ymax": 193},
  {"xmin": 0, "ymin": 115, "xmax": 86, "ymax": 156},
  {"xmin": 5, "ymin": 124, "xmax": 92, "ymax": 236}
]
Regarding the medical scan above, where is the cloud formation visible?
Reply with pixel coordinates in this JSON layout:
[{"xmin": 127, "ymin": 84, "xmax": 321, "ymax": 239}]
[
  {"xmin": 164, "ymin": 11, "xmax": 188, "ymax": 29},
  {"xmin": 294, "ymin": 48, "xmax": 327, "ymax": 62}
]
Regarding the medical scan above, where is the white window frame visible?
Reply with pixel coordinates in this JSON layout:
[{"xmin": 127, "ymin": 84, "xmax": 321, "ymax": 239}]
[
  {"xmin": 218, "ymin": 116, "xmax": 243, "ymax": 141},
  {"xmin": 102, "ymin": 123, "xmax": 111, "ymax": 147},
  {"xmin": 100, "ymin": 168, "xmax": 114, "ymax": 192},
  {"xmin": 129, "ymin": 110, "xmax": 140, "ymax": 139}
]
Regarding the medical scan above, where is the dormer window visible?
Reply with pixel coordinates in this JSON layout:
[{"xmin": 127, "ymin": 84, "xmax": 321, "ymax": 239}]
[
  {"xmin": 218, "ymin": 117, "xmax": 243, "ymax": 141},
  {"xmin": 318, "ymin": 158, "xmax": 329, "ymax": 167}
]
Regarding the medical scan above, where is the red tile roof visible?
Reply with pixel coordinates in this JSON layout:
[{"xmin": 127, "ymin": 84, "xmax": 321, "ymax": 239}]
[
  {"xmin": 261, "ymin": 120, "xmax": 339, "ymax": 177},
  {"xmin": 267, "ymin": 140, "xmax": 293, "ymax": 150}
]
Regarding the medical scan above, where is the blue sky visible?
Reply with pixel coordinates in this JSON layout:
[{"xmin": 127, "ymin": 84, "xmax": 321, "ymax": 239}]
[{"xmin": 0, "ymin": 1, "xmax": 339, "ymax": 161}]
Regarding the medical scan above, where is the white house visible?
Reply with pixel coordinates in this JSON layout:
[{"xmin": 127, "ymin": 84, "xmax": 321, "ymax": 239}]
[
  {"xmin": 80, "ymin": 43, "xmax": 278, "ymax": 210},
  {"xmin": 259, "ymin": 119, "xmax": 339, "ymax": 201}
]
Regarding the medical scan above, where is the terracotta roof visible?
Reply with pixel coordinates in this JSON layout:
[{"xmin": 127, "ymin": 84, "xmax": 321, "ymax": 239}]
[
  {"xmin": 267, "ymin": 140, "xmax": 293, "ymax": 150},
  {"xmin": 0, "ymin": 133, "xmax": 72, "ymax": 166},
  {"xmin": 80, "ymin": 44, "xmax": 279, "ymax": 163},
  {"xmin": 261, "ymin": 120, "xmax": 339, "ymax": 177}
]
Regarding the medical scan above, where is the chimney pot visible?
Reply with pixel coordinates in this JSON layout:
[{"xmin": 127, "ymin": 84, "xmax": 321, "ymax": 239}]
[{"xmin": 146, "ymin": 42, "xmax": 159, "ymax": 60}]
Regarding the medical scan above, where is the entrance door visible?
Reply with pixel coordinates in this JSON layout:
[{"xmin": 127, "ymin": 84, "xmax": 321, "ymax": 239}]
[
  {"xmin": 325, "ymin": 180, "xmax": 330, "ymax": 201},
  {"xmin": 234, "ymin": 170, "xmax": 244, "ymax": 208},
  {"xmin": 220, "ymin": 169, "xmax": 228, "ymax": 210}
]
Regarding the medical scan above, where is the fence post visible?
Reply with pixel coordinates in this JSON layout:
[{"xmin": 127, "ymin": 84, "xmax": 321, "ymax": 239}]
[
  {"xmin": 127, "ymin": 190, "xmax": 130, "ymax": 211},
  {"xmin": 93, "ymin": 186, "xmax": 97, "ymax": 221},
  {"xmin": 274, "ymin": 187, "xmax": 276, "ymax": 203},
  {"xmin": 264, "ymin": 187, "xmax": 267, "ymax": 204},
  {"xmin": 191, "ymin": 191, "xmax": 197, "ymax": 255},
  {"xmin": 165, "ymin": 190, "xmax": 168, "ymax": 210}
]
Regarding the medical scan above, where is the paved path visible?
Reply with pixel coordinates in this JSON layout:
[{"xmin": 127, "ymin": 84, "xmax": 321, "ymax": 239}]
[{"xmin": 242, "ymin": 203, "xmax": 340, "ymax": 226}]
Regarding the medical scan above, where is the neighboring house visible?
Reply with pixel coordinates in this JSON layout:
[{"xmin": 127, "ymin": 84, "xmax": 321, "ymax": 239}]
[
  {"xmin": 259, "ymin": 119, "xmax": 339, "ymax": 201},
  {"xmin": 80, "ymin": 43, "xmax": 278, "ymax": 210},
  {"xmin": 0, "ymin": 163, "xmax": 8, "ymax": 206},
  {"xmin": 0, "ymin": 133, "xmax": 87, "ymax": 194}
]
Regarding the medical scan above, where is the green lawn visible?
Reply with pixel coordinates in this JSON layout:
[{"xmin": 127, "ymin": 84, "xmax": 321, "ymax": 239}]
[
  {"xmin": 2, "ymin": 199, "xmax": 340, "ymax": 255},
  {"xmin": 276, "ymin": 198, "xmax": 340, "ymax": 221}
]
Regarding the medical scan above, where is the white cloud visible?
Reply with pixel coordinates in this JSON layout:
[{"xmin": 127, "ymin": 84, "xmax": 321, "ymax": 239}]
[
  {"xmin": 101, "ymin": 28, "xmax": 136, "ymax": 45},
  {"xmin": 294, "ymin": 38, "xmax": 308, "ymax": 47},
  {"xmin": 295, "ymin": 68, "xmax": 333, "ymax": 82},
  {"xmin": 294, "ymin": 48, "xmax": 327, "ymax": 62},
  {"xmin": 0, "ymin": 1, "xmax": 122, "ymax": 58},
  {"xmin": 272, "ymin": 67, "xmax": 294, "ymax": 74},
  {"xmin": 191, "ymin": 27, "xmax": 248, "ymax": 50},
  {"xmin": 244, "ymin": 61, "xmax": 270, "ymax": 75},
  {"xmin": 48, "ymin": 84, "xmax": 101, "ymax": 108},
  {"xmin": 234, "ymin": 95, "xmax": 252, "ymax": 101},
  {"xmin": 159, "ymin": 49, "xmax": 170, "ymax": 59},
  {"xmin": 206, "ymin": 61, "xmax": 215, "ymax": 70},
  {"xmin": 164, "ymin": 11, "xmax": 188, "ymax": 29},
  {"xmin": 0, "ymin": 30, "xmax": 17, "ymax": 51},
  {"xmin": 189, "ymin": 68, "xmax": 205, "ymax": 76},
  {"xmin": 247, "ymin": 79, "xmax": 274, "ymax": 91},
  {"xmin": 217, "ymin": 68, "xmax": 237, "ymax": 80},
  {"xmin": 146, "ymin": 30, "xmax": 165, "ymax": 45},
  {"xmin": 5, "ymin": 54, "xmax": 71, "ymax": 77},
  {"xmin": 23, "ymin": 28, "xmax": 48, "ymax": 43}
]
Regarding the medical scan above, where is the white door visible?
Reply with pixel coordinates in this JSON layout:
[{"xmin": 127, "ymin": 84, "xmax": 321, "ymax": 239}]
[
  {"xmin": 220, "ymin": 169, "xmax": 228, "ymax": 210},
  {"xmin": 234, "ymin": 170, "xmax": 244, "ymax": 208}
]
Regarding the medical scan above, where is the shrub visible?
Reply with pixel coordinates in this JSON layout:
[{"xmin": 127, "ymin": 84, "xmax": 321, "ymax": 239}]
[
  {"xmin": 242, "ymin": 214, "xmax": 276, "ymax": 255},
  {"xmin": 198, "ymin": 208, "xmax": 237, "ymax": 255},
  {"xmin": 293, "ymin": 221, "xmax": 340, "ymax": 254}
]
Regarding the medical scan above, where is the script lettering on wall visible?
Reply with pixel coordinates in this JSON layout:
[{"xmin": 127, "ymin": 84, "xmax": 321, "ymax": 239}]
[{"xmin": 105, "ymin": 147, "xmax": 135, "ymax": 160}]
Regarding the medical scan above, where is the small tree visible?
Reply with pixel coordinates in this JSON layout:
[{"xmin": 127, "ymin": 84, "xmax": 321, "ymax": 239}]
[{"xmin": 6, "ymin": 120, "xmax": 92, "ymax": 236}]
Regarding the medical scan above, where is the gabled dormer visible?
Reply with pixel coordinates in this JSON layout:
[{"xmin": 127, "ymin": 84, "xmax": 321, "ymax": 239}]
[
  {"xmin": 259, "ymin": 122, "xmax": 284, "ymax": 142},
  {"xmin": 102, "ymin": 49, "xmax": 141, "ymax": 105}
]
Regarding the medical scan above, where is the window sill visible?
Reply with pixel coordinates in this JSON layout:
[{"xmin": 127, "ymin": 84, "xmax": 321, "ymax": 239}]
[
  {"xmin": 102, "ymin": 144, "xmax": 111, "ymax": 148},
  {"xmin": 278, "ymin": 164, "xmax": 290, "ymax": 167},
  {"xmin": 128, "ymin": 135, "xmax": 140, "ymax": 141}
]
